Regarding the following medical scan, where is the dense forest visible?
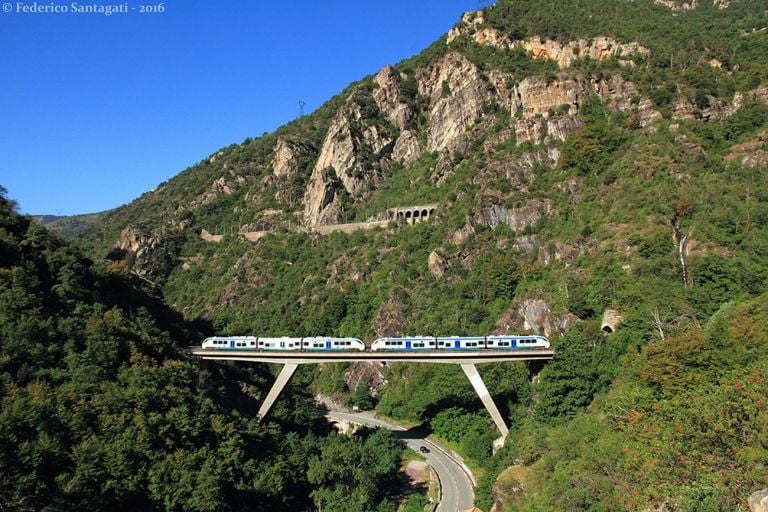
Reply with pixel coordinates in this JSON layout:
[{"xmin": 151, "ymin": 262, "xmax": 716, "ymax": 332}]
[
  {"xmin": 0, "ymin": 188, "xmax": 412, "ymax": 511},
  {"xmin": 14, "ymin": 0, "xmax": 768, "ymax": 510}
]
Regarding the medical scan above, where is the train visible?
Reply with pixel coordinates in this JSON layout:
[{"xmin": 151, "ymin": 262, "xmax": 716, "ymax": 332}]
[
  {"xmin": 370, "ymin": 335, "xmax": 549, "ymax": 351},
  {"xmin": 201, "ymin": 336, "xmax": 366, "ymax": 351},
  {"xmin": 201, "ymin": 335, "xmax": 549, "ymax": 351}
]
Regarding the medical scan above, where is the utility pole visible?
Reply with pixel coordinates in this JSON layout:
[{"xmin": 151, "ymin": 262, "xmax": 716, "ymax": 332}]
[{"xmin": 298, "ymin": 100, "xmax": 305, "ymax": 117}]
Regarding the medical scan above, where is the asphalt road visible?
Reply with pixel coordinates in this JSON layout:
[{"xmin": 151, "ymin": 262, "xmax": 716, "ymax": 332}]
[{"xmin": 325, "ymin": 411, "xmax": 475, "ymax": 512}]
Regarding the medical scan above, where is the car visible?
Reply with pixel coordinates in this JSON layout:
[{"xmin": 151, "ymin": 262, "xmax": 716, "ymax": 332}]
[{"xmin": 419, "ymin": 446, "xmax": 430, "ymax": 454}]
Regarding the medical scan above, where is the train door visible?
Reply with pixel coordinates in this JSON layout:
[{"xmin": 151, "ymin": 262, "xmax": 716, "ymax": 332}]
[
  {"xmin": 230, "ymin": 339, "xmax": 235, "ymax": 348},
  {"xmin": 455, "ymin": 339, "xmax": 461, "ymax": 349},
  {"xmin": 325, "ymin": 340, "xmax": 331, "ymax": 350},
  {"xmin": 404, "ymin": 340, "xmax": 411, "ymax": 350},
  {"xmin": 510, "ymin": 338, "xmax": 517, "ymax": 349}
]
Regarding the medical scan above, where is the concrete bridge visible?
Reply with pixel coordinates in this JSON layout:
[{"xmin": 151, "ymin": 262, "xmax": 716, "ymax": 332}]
[
  {"xmin": 387, "ymin": 204, "xmax": 437, "ymax": 224},
  {"xmin": 188, "ymin": 348, "xmax": 554, "ymax": 440}
]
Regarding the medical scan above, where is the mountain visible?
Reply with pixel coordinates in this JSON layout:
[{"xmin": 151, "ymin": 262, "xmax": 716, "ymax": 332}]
[
  {"xmin": 73, "ymin": 0, "xmax": 768, "ymax": 509},
  {"xmin": 31, "ymin": 210, "xmax": 110, "ymax": 240}
]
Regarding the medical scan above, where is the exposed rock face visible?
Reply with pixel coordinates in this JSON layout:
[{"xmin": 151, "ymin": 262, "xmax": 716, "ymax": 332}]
[
  {"xmin": 513, "ymin": 76, "xmax": 588, "ymax": 118},
  {"xmin": 449, "ymin": 221, "xmax": 476, "ymax": 245},
  {"xmin": 448, "ymin": 12, "xmax": 649, "ymax": 69},
  {"xmin": 419, "ymin": 52, "xmax": 490, "ymax": 152},
  {"xmin": 514, "ymin": 118, "xmax": 546, "ymax": 145},
  {"xmin": 373, "ymin": 294, "xmax": 405, "ymax": 338},
  {"xmin": 372, "ymin": 65, "xmax": 412, "ymax": 129},
  {"xmin": 116, "ymin": 226, "xmax": 141, "ymax": 253},
  {"xmin": 749, "ymin": 489, "xmax": 768, "ymax": 512},
  {"xmin": 478, "ymin": 149, "xmax": 555, "ymax": 192},
  {"xmin": 392, "ymin": 129, "xmax": 424, "ymax": 165},
  {"xmin": 539, "ymin": 240, "xmax": 584, "ymax": 265},
  {"xmin": 592, "ymin": 75, "xmax": 662, "ymax": 128},
  {"xmin": 477, "ymin": 198, "xmax": 553, "ymax": 233},
  {"xmin": 672, "ymin": 96, "xmax": 697, "ymax": 120},
  {"xmin": 515, "ymin": 115, "xmax": 583, "ymax": 145},
  {"xmin": 654, "ymin": 0, "xmax": 698, "ymax": 10},
  {"xmin": 495, "ymin": 299, "xmax": 577, "ymax": 337},
  {"xmin": 520, "ymin": 36, "xmax": 650, "ymax": 69},
  {"xmin": 428, "ymin": 251, "xmax": 447, "ymax": 279},
  {"xmin": 344, "ymin": 362, "xmax": 386, "ymax": 396},
  {"xmin": 512, "ymin": 234, "xmax": 539, "ymax": 254},
  {"xmin": 272, "ymin": 138, "xmax": 314, "ymax": 178},
  {"xmin": 303, "ymin": 104, "xmax": 393, "ymax": 225},
  {"xmin": 726, "ymin": 130, "xmax": 768, "ymax": 168}
]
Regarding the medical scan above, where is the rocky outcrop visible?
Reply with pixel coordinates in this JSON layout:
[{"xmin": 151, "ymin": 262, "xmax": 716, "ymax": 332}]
[
  {"xmin": 428, "ymin": 250, "xmax": 447, "ymax": 278},
  {"xmin": 702, "ymin": 84, "xmax": 768, "ymax": 121},
  {"xmin": 449, "ymin": 221, "xmax": 476, "ymax": 245},
  {"xmin": 514, "ymin": 115, "xmax": 583, "ymax": 145},
  {"xmin": 373, "ymin": 294, "xmax": 406, "ymax": 338},
  {"xmin": 477, "ymin": 198, "xmax": 553, "ymax": 233},
  {"xmin": 749, "ymin": 489, "xmax": 768, "ymax": 512},
  {"xmin": 495, "ymin": 299, "xmax": 577, "ymax": 337},
  {"xmin": 478, "ymin": 149, "xmax": 555, "ymax": 192},
  {"xmin": 592, "ymin": 75, "xmax": 662, "ymax": 128},
  {"xmin": 190, "ymin": 174, "xmax": 248, "ymax": 208},
  {"xmin": 512, "ymin": 234, "xmax": 539, "ymax": 254},
  {"xmin": 654, "ymin": 0, "xmax": 698, "ymax": 10},
  {"xmin": 539, "ymin": 240, "xmax": 584, "ymax": 265},
  {"xmin": 513, "ymin": 75, "xmax": 588, "ymax": 118},
  {"xmin": 514, "ymin": 118, "xmax": 546, "ymax": 145},
  {"xmin": 419, "ymin": 52, "xmax": 490, "ymax": 152},
  {"xmin": 272, "ymin": 138, "xmax": 314, "ymax": 178},
  {"xmin": 672, "ymin": 97, "xmax": 697, "ymax": 120},
  {"xmin": 303, "ymin": 104, "xmax": 393, "ymax": 225},
  {"xmin": 726, "ymin": 130, "xmax": 768, "ymax": 168},
  {"xmin": 392, "ymin": 129, "xmax": 424, "ymax": 165},
  {"xmin": 520, "ymin": 36, "xmax": 650, "ymax": 69},
  {"xmin": 116, "ymin": 226, "xmax": 142, "ymax": 253},
  {"xmin": 372, "ymin": 65, "xmax": 413, "ymax": 129},
  {"xmin": 448, "ymin": 12, "xmax": 649, "ymax": 69},
  {"xmin": 344, "ymin": 362, "xmax": 386, "ymax": 396}
]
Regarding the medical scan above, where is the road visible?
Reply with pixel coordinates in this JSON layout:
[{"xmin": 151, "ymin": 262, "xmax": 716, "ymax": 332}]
[{"xmin": 325, "ymin": 411, "xmax": 475, "ymax": 512}]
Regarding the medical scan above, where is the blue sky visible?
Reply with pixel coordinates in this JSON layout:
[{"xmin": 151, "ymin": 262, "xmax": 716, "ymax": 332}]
[{"xmin": 0, "ymin": 0, "xmax": 479, "ymax": 215}]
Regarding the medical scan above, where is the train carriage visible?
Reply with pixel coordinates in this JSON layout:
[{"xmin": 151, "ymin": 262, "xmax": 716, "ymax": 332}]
[
  {"xmin": 370, "ymin": 336, "xmax": 436, "ymax": 351},
  {"xmin": 201, "ymin": 336, "xmax": 259, "ymax": 350},
  {"xmin": 435, "ymin": 336, "xmax": 486, "ymax": 350}
]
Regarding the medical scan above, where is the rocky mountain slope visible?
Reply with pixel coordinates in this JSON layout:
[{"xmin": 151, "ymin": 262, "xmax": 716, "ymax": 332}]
[{"xmin": 75, "ymin": 0, "xmax": 768, "ymax": 509}]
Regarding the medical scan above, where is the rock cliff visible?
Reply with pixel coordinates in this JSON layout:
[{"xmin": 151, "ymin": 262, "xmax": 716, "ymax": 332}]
[
  {"xmin": 448, "ymin": 11, "xmax": 650, "ymax": 69},
  {"xmin": 419, "ymin": 52, "xmax": 490, "ymax": 152},
  {"xmin": 303, "ymin": 103, "xmax": 393, "ymax": 225}
]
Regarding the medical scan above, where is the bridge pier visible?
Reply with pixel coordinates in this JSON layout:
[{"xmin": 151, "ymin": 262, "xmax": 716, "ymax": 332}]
[
  {"xmin": 460, "ymin": 363, "xmax": 509, "ymax": 438},
  {"xmin": 257, "ymin": 363, "xmax": 299, "ymax": 420}
]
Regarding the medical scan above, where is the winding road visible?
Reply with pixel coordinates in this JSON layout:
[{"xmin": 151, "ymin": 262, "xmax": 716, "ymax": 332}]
[{"xmin": 325, "ymin": 411, "xmax": 475, "ymax": 512}]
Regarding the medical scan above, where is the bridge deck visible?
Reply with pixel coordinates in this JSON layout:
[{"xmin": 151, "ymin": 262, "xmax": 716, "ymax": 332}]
[{"xmin": 188, "ymin": 347, "xmax": 554, "ymax": 364}]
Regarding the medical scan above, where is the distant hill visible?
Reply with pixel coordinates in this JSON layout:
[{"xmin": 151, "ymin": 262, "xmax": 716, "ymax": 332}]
[{"xmin": 30, "ymin": 210, "xmax": 109, "ymax": 240}]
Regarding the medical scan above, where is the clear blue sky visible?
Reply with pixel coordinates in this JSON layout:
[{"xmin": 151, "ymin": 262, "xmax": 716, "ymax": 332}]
[{"xmin": 0, "ymin": 0, "xmax": 479, "ymax": 215}]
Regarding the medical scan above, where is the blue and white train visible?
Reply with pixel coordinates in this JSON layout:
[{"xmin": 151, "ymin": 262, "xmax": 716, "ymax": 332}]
[
  {"xmin": 370, "ymin": 335, "xmax": 550, "ymax": 351},
  {"xmin": 201, "ymin": 335, "xmax": 549, "ymax": 351},
  {"xmin": 201, "ymin": 336, "xmax": 365, "ymax": 351}
]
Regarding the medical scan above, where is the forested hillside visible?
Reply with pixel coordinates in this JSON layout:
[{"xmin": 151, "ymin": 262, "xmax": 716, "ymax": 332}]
[
  {"xmin": 0, "ymin": 188, "xmax": 409, "ymax": 511},
  {"xmin": 67, "ymin": 0, "xmax": 768, "ymax": 509}
]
